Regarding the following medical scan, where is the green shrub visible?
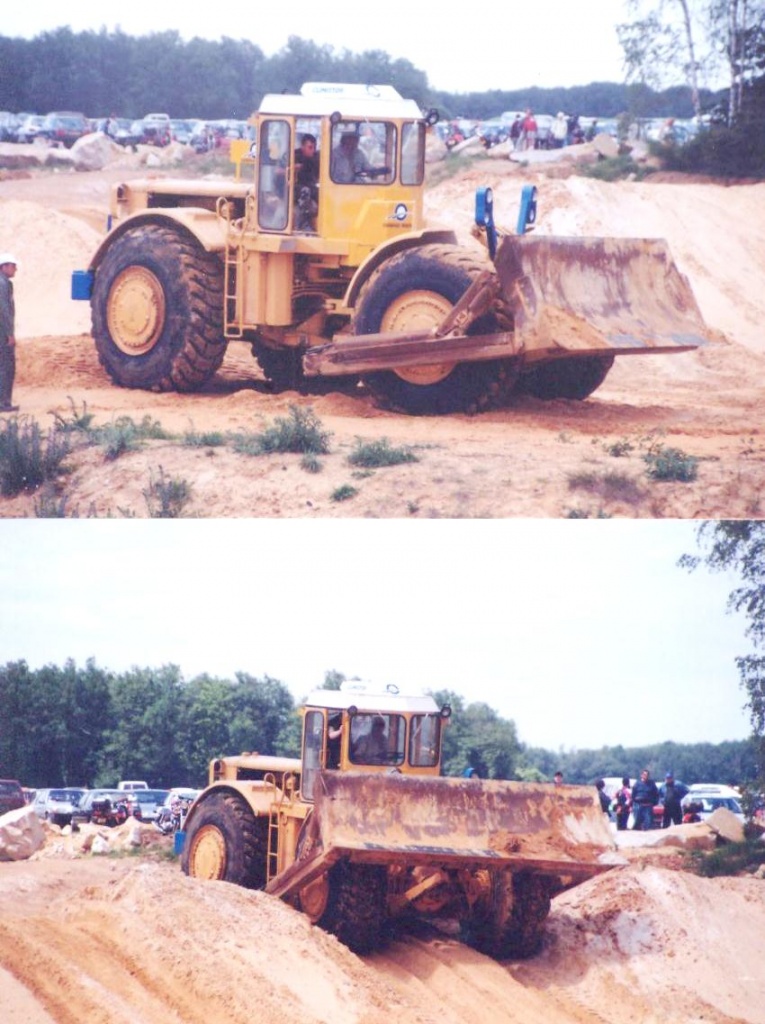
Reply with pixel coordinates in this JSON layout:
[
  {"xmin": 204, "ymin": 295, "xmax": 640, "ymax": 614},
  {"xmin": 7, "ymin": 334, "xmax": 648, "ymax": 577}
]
[
  {"xmin": 347, "ymin": 437, "xmax": 418, "ymax": 468},
  {"xmin": 331, "ymin": 483, "xmax": 358, "ymax": 502},
  {"xmin": 661, "ymin": 121, "xmax": 765, "ymax": 180},
  {"xmin": 96, "ymin": 415, "xmax": 171, "ymax": 461},
  {"xmin": 690, "ymin": 839, "xmax": 765, "ymax": 878},
  {"xmin": 0, "ymin": 417, "xmax": 72, "ymax": 496},
  {"xmin": 52, "ymin": 397, "xmax": 96, "ymax": 435},
  {"xmin": 300, "ymin": 453, "xmax": 322, "ymax": 473},
  {"xmin": 98, "ymin": 418, "xmax": 143, "ymax": 460},
  {"xmin": 234, "ymin": 406, "xmax": 331, "ymax": 456},
  {"xmin": 143, "ymin": 466, "xmax": 192, "ymax": 518},
  {"xmin": 182, "ymin": 429, "xmax": 227, "ymax": 448},
  {"xmin": 33, "ymin": 489, "xmax": 76, "ymax": 518},
  {"xmin": 580, "ymin": 154, "xmax": 648, "ymax": 181},
  {"xmin": 644, "ymin": 445, "xmax": 698, "ymax": 482},
  {"xmin": 258, "ymin": 406, "xmax": 331, "ymax": 454},
  {"xmin": 568, "ymin": 469, "xmax": 645, "ymax": 505}
]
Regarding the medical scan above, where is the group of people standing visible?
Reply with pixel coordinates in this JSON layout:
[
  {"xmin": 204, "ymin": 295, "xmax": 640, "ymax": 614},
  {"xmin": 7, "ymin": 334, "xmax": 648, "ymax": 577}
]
[{"xmin": 606, "ymin": 770, "xmax": 689, "ymax": 830}]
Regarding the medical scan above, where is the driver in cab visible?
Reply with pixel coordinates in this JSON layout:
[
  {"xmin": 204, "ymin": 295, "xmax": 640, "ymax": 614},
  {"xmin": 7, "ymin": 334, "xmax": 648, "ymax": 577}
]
[
  {"xmin": 352, "ymin": 715, "xmax": 388, "ymax": 763},
  {"xmin": 332, "ymin": 130, "xmax": 377, "ymax": 182}
]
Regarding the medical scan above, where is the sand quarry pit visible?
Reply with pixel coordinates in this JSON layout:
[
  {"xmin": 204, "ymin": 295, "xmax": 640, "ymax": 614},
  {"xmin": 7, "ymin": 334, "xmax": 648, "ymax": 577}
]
[
  {"xmin": 0, "ymin": 825, "xmax": 764, "ymax": 1024},
  {"xmin": 1, "ymin": 157, "xmax": 765, "ymax": 517}
]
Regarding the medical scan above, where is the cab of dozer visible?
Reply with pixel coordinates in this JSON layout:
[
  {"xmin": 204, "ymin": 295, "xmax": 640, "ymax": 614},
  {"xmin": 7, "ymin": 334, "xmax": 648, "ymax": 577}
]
[{"xmin": 181, "ymin": 680, "xmax": 620, "ymax": 958}]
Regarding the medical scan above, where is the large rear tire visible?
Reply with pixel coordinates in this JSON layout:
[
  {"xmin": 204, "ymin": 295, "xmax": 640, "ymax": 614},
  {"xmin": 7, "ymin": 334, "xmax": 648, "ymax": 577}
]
[
  {"xmin": 518, "ymin": 355, "xmax": 614, "ymax": 401},
  {"xmin": 181, "ymin": 792, "xmax": 267, "ymax": 889},
  {"xmin": 352, "ymin": 244, "xmax": 517, "ymax": 415},
  {"xmin": 315, "ymin": 861, "xmax": 388, "ymax": 954},
  {"xmin": 471, "ymin": 870, "xmax": 552, "ymax": 960},
  {"xmin": 92, "ymin": 224, "xmax": 226, "ymax": 391}
]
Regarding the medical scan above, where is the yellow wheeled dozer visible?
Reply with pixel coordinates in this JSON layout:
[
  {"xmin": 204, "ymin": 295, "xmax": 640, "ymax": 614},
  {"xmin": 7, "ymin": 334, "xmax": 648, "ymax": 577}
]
[
  {"xmin": 181, "ymin": 681, "xmax": 621, "ymax": 958},
  {"xmin": 72, "ymin": 82, "xmax": 710, "ymax": 415}
]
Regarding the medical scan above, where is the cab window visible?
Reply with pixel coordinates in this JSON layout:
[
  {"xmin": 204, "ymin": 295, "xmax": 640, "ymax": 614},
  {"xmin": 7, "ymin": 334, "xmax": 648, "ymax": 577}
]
[
  {"xmin": 409, "ymin": 714, "xmax": 441, "ymax": 767},
  {"xmin": 349, "ymin": 713, "xmax": 405, "ymax": 765},
  {"xmin": 301, "ymin": 709, "xmax": 324, "ymax": 801},
  {"xmin": 258, "ymin": 120, "xmax": 290, "ymax": 230},
  {"xmin": 330, "ymin": 121, "xmax": 395, "ymax": 184},
  {"xmin": 401, "ymin": 122, "xmax": 426, "ymax": 185}
]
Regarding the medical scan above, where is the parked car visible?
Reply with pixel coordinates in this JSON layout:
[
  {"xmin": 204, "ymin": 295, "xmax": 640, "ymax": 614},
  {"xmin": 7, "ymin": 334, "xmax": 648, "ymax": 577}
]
[
  {"xmin": 141, "ymin": 113, "xmax": 171, "ymax": 146},
  {"xmin": 118, "ymin": 779, "xmax": 148, "ymax": 790},
  {"xmin": 125, "ymin": 788, "xmax": 169, "ymax": 823},
  {"xmin": 71, "ymin": 788, "xmax": 126, "ymax": 825},
  {"xmin": 15, "ymin": 114, "xmax": 45, "ymax": 144},
  {"xmin": 39, "ymin": 111, "xmax": 90, "ymax": 148},
  {"xmin": 34, "ymin": 788, "xmax": 87, "ymax": 825},
  {"xmin": 0, "ymin": 779, "xmax": 25, "ymax": 815},
  {"xmin": 0, "ymin": 111, "xmax": 20, "ymax": 142},
  {"xmin": 682, "ymin": 784, "xmax": 745, "ymax": 823},
  {"xmin": 108, "ymin": 118, "xmax": 143, "ymax": 148},
  {"xmin": 169, "ymin": 119, "xmax": 194, "ymax": 144},
  {"xmin": 477, "ymin": 120, "xmax": 509, "ymax": 149}
]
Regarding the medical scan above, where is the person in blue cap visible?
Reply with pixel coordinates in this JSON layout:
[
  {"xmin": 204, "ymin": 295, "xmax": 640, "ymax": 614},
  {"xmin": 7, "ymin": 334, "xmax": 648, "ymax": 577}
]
[{"xmin": 659, "ymin": 772, "xmax": 688, "ymax": 828}]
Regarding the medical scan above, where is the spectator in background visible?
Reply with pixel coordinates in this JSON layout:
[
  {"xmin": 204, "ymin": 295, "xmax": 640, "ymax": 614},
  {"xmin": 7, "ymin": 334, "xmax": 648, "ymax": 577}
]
[
  {"xmin": 551, "ymin": 112, "xmax": 568, "ymax": 148},
  {"xmin": 659, "ymin": 772, "xmax": 688, "ymax": 828},
  {"xmin": 553, "ymin": 770, "xmax": 564, "ymax": 786},
  {"xmin": 612, "ymin": 776, "xmax": 633, "ymax": 831},
  {"xmin": 521, "ymin": 109, "xmax": 538, "ymax": 151},
  {"xmin": 595, "ymin": 779, "xmax": 611, "ymax": 815},
  {"xmin": 0, "ymin": 253, "xmax": 18, "ymax": 412},
  {"xmin": 631, "ymin": 769, "xmax": 659, "ymax": 830},
  {"xmin": 509, "ymin": 114, "xmax": 522, "ymax": 150}
]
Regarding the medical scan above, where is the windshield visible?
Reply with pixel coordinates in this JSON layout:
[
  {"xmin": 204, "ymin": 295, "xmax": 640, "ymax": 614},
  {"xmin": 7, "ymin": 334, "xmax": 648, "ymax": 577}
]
[
  {"xmin": 349, "ymin": 713, "xmax": 405, "ymax": 766},
  {"xmin": 330, "ymin": 121, "xmax": 395, "ymax": 185}
]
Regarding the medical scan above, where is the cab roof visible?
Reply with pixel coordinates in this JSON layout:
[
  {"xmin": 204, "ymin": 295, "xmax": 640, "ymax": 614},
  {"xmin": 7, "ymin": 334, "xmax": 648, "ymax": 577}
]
[
  {"xmin": 302, "ymin": 679, "xmax": 441, "ymax": 715},
  {"xmin": 258, "ymin": 82, "xmax": 424, "ymax": 121}
]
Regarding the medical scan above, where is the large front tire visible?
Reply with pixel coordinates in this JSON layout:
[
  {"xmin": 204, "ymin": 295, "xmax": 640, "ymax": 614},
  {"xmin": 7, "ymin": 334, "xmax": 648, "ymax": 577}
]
[
  {"xmin": 315, "ymin": 861, "xmax": 388, "ymax": 954},
  {"xmin": 518, "ymin": 355, "xmax": 614, "ymax": 401},
  {"xmin": 471, "ymin": 870, "xmax": 552, "ymax": 960},
  {"xmin": 181, "ymin": 792, "xmax": 267, "ymax": 889},
  {"xmin": 92, "ymin": 224, "xmax": 226, "ymax": 391},
  {"xmin": 352, "ymin": 245, "xmax": 517, "ymax": 415}
]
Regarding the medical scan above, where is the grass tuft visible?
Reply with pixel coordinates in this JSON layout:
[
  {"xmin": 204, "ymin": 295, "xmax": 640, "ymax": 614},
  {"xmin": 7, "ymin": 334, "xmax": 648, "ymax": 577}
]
[
  {"xmin": 347, "ymin": 437, "xmax": 418, "ymax": 468},
  {"xmin": 143, "ymin": 466, "xmax": 192, "ymax": 518},
  {"xmin": 0, "ymin": 416, "xmax": 72, "ymax": 496}
]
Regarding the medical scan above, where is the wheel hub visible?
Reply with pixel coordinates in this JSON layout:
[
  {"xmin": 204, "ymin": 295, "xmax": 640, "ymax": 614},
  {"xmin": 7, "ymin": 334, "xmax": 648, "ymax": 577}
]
[
  {"xmin": 380, "ymin": 289, "xmax": 455, "ymax": 385},
  {"xmin": 106, "ymin": 265, "xmax": 166, "ymax": 355},
  {"xmin": 298, "ymin": 874, "xmax": 330, "ymax": 922},
  {"xmin": 188, "ymin": 825, "xmax": 227, "ymax": 880}
]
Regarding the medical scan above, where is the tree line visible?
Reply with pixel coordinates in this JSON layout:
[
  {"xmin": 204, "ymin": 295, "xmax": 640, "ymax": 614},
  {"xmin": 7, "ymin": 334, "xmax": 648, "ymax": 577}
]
[
  {"xmin": 0, "ymin": 28, "xmax": 724, "ymax": 123},
  {"xmin": 0, "ymin": 658, "xmax": 755, "ymax": 791}
]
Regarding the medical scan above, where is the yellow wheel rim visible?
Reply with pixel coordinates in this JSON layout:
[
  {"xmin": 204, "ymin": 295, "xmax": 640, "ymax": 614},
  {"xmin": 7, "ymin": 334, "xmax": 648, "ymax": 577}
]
[
  {"xmin": 298, "ymin": 874, "xmax": 330, "ymax": 922},
  {"xmin": 380, "ymin": 289, "xmax": 456, "ymax": 385},
  {"xmin": 188, "ymin": 825, "xmax": 227, "ymax": 879},
  {"xmin": 106, "ymin": 265, "xmax": 166, "ymax": 356}
]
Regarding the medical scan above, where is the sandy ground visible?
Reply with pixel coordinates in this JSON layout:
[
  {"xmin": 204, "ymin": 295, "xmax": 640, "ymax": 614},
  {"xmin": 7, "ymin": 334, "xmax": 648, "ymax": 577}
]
[
  {"xmin": 1, "ymin": 154, "xmax": 765, "ymax": 517},
  {"xmin": 1, "ymin": 827, "xmax": 763, "ymax": 1024}
]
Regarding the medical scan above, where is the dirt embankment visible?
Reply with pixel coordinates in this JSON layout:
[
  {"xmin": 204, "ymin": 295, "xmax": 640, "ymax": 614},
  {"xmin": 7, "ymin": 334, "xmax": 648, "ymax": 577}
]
[
  {"xmin": 1, "ymin": 159, "xmax": 765, "ymax": 517},
  {"xmin": 0, "ymin": 845, "xmax": 763, "ymax": 1024}
]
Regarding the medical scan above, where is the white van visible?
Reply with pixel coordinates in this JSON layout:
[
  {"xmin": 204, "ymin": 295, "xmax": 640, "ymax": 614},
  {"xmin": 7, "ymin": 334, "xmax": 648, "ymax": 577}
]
[{"xmin": 118, "ymin": 780, "xmax": 149, "ymax": 791}]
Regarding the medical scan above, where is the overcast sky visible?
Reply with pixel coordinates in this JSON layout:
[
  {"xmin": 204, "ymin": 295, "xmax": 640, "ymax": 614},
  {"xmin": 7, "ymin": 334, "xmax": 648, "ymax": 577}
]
[
  {"xmin": 0, "ymin": 519, "xmax": 751, "ymax": 753},
  {"xmin": 5, "ymin": 0, "xmax": 633, "ymax": 94}
]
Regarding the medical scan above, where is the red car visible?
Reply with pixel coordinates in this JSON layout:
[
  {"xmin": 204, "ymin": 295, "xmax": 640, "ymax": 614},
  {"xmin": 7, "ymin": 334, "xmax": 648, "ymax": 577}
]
[
  {"xmin": 0, "ymin": 779, "xmax": 25, "ymax": 816},
  {"xmin": 39, "ymin": 111, "xmax": 90, "ymax": 148}
]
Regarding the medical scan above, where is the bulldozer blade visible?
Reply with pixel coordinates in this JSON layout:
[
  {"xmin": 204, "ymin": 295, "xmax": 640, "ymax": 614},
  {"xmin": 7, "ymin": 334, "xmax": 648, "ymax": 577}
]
[
  {"xmin": 266, "ymin": 772, "xmax": 619, "ymax": 902},
  {"xmin": 493, "ymin": 234, "xmax": 709, "ymax": 359}
]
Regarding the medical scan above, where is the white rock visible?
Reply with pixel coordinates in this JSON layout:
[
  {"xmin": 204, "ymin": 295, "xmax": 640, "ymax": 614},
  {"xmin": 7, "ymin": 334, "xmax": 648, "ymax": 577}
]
[{"xmin": 0, "ymin": 805, "xmax": 45, "ymax": 860}]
